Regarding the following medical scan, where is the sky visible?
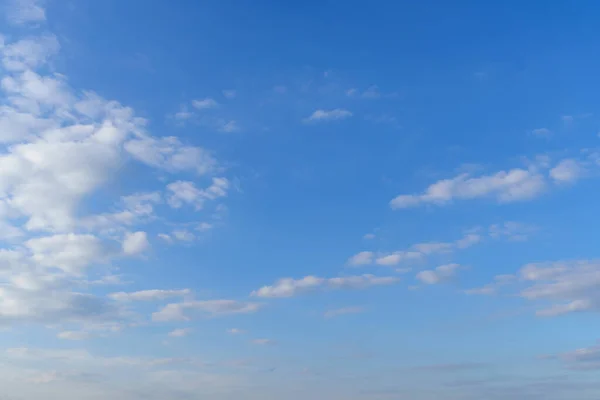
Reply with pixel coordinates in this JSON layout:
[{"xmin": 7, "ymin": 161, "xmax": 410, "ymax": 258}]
[{"xmin": 1, "ymin": 0, "xmax": 600, "ymax": 399}]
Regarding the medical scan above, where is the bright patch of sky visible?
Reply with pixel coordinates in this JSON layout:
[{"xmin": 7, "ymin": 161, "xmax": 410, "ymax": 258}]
[{"xmin": 1, "ymin": 0, "xmax": 600, "ymax": 399}]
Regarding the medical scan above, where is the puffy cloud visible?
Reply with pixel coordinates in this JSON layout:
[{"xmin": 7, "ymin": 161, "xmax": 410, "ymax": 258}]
[
  {"xmin": 390, "ymin": 167, "xmax": 546, "ymax": 209},
  {"xmin": 25, "ymin": 233, "xmax": 104, "ymax": 274},
  {"xmin": 152, "ymin": 300, "xmax": 261, "ymax": 322},
  {"xmin": 488, "ymin": 221, "xmax": 535, "ymax": 241},
  {"xmin": 122, "ymin": 231, "xmax": 149, "ymax": 255},
  {"xmin": 549, "ymin": 159, "xmax": 585, "ymax": 183},
  {"xmin": 347, "ymin": 251, "xmax": 374, "ymax": 266},
  {"xmin": 303, "ymin": 108, "xmax": 352, "ymax": 123},
  {"xmin": 227, "ymin": 328, "xmax": 245, "ymax": 335},
  {"xmin": 109, "ymin": 289, "xmax": 191, "ymax": 302},
  {"xmin": 251, "ymin": 274, "xmax": 398, "ymax": 298},
  {"xmin": 416, "ymin": 263, "xmax": 461, "ymax": 285}
]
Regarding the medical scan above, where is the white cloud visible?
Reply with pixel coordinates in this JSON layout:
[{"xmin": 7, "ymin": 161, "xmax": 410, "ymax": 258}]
[
  {"xmin": 303, "ymin": 108, "xmax": 352, "ymax": 123},
  {"xmin": 251, "ymin": 274, "xmax": 398, "ymax": 298},
  {"xmin": 218, "ymin": 120, "xmax": 240, "ymax": 133},
  {"xmin": 25, "ymin": 233, "xmax": 104, "ymax": 274},
  {"xmin": 549, "ymin": 159, "xmax": 585, "ymax": 183},
  {"xmin": 227, "ymin": 328, "xmax": 245, "ymax": 335},
  {"xmin": 390, "ymin": 167, "xmax": 546, "ymax": 209},
  {"xmin": 5, "ymin": 0, "xmax": 46, "ymax": 25},
  {"xmin": 346, "ymin": 85, "xmax": 381, "ymax": 99},
  {"xmin": 124, "ymin": 135, "xmax": 216, "ymax": 175},
  {"xmin": 324, "ymin": 306, "xmax": 365, "ymax": 319},
  {"xmin": 363, "ymin": 233, "xmax": 375, "ymax": 240},
  {"xmin": 172, "ymin": 230, "xmax": 195, "ymax": 242},
  {"xmin": 167, "ymin": 178, "xmax": 229, "ymax": 210},
  {"xmin": 1, "ymin": 34, "xmax": 59, "ymax": 72},
  {"xmin": 122, "ymin": 231, "xmax": 149, "ymax": 256},
  {"xmin": 347, "ymin": 251, "xmax": 374, "ymax": 266},
  {"xmin": 489, "ymin": 221, "xmax": 535, "ymax": 241},
  {"xmin": 192, "ymin": 98, "xmax": 218, "ymax": 110},
  {"xmin": 57, "ymin": 330, "xmax": 90, "ymax": 341},
  {"xmin": 152, "ymin": 300, "xmax": 261, "ymax": 322},
  {"xmin": 168, "ymin": 328, "xmax": 193, "ymax": 338},
  {"xmin": 109, "ymin": 289, "xmax": 191, "ymax": 302},
  {"xmin": 349, "ymin": 232, "xmax": 480, "ymax": 268},
  {"xmin": 416, "ymin": 263, "xmax": 461, "ymax": 285}
]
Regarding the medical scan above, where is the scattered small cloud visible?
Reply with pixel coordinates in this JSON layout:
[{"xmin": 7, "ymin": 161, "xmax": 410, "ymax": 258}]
[
  {"xmin": 168, "ymin": 328, "xmax": 193, "ymax": 338},
  {"xmin": 303, "ymin": 108, "xmax": 352, "ymax": 123},
  {"xmin": 227, "ymin": 328, "xmax": 245, "ymax": 335},
  {"xmin": 416, "ymin": 263, "xmax": 461, "ymax": 285},
  {"xmin": 363, "ymin": 233, "xmax": 375, "ymax": 240}
]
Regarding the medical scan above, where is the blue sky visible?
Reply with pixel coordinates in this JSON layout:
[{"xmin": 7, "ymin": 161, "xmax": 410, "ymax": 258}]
[{"xmin": 1, "ymin": 0, "xmax": 600, "ymax": 398}]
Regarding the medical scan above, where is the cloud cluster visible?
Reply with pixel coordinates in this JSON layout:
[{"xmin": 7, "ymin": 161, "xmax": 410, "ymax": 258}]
[{"xmin": 390, "ymin": 155, "xmax": 596, "ymax": 209}]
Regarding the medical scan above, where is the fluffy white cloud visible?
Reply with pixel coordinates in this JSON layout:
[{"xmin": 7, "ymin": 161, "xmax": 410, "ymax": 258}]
[
  {"xmin": 347, "ymin": 251, "xmax": 374, "ymax": 266},
  {"xmin": 303, "ymin": 108, "xmax": 352, "ymax": 123},
  {"xmin": 226, "ymin": 328, "xmax": 245, "ymax": 335},
  {"xmin": 109, "ymin": 289, "xmax": 191, "ymax": 302},
  {"xmin": 251, "ymin": 274, "xmax": 398, "ymax": 298},
  {"xmin": 25, "ymin": 233, "xmax": 104, "ymax": 274},
  {"xmin": 549, "ymin": 159, "xmax": 585, "ymax": 183},
  {"xmin": 152, "ymin": 300, "xmax": 261, "ymax": 322},
  {"xmin": 390, "ymin": 167, "xmax": 546, "ymax": 209},
  {"xmin": 416, "ymin": 263, "xmax": 461, "ymax": 285},
  {"xmin": 122, "ymin": 231, "xmax": 149, "ymax": 255}
]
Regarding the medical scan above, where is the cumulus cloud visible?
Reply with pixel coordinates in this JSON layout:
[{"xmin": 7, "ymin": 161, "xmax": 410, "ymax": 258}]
[
  {"xmin": 416, "ymin": 263, "xmax": 461, "ymax": 285},
  {"xmin": 122, "ymin": 231, "xmax": 149, "ymax": 255},
  {"xmin": 390, "ymin": 167, "xmax": 546, "ymax": 209},
  {"xmin": 549, "ymin": 159, "xmax": 585, "ymax": 183},
  {"xmin": 303, "ymin": 108, "xmax": 352, "ymax": 123},
  {"xmin": 251, "ymin": 274, "xmax": 398, "ymax": 298}
]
